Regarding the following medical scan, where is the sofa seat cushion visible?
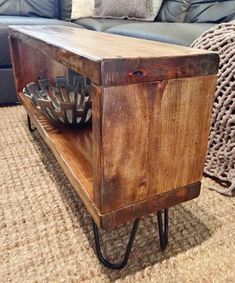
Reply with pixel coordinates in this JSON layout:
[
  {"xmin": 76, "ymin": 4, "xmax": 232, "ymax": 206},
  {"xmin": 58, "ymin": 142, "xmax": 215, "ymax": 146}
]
[
  {"xmin": 73, "ymin": 17, "xmax": 142, "ymax": 31},
  {"xmin": 106, "ymin": 22, "xmax": 215, "ymax": 46},
  {"xmin": 0, "ymin": 16, "xmax": 85, "ymax": 67}
]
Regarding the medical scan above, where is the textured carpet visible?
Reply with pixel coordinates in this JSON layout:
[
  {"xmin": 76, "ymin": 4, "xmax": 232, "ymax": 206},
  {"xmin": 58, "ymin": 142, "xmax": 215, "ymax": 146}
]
[{"xmin": 1, "ymin": 105, "xmax": 235, "ymax": 283}]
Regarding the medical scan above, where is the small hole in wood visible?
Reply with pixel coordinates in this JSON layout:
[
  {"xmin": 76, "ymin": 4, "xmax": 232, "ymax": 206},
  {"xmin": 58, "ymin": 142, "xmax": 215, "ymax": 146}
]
[{"xmin": 132, "ymin": 70, "xmax": 145, "ymax": 78}]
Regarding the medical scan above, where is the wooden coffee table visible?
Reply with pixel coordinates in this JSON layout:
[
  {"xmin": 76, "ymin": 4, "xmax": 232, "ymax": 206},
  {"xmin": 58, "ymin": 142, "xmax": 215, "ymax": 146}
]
[{"xmin": 9, "ymin": 26, "xmax": 218, "ymax": 269}]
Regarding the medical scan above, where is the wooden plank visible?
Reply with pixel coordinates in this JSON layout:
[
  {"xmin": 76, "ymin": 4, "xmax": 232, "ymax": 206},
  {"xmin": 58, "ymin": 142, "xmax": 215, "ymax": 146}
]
[
  {"xmin": 98, "ymin": 76, "xmax": 216, "ymax": 213},
  {"xmin": 9, "ymin": 26, "xmax": 217, "ymax": 59},
  {"xmin": 99, "ymin": 182, "xmax": 201, "ymax": 229},
  {"xmin": 91, "ymin": 84, "xmax": 103, "ymax": 211},
  {"xmin": 18, "ymin": 93, "xmax": 99, "ymax": 220},
  {"xmin": 9, "ymin": 37, "xmax": 68, "ymax": 92},
  {"xmin": 101, "ymin": 55, "xmax": 218, "ymax": 86},
  {"xmin": 9, "ymin": 34, "xmax": 101, "ymax": 86},
  {"xmin": 9, "ymin": 26, "xmax": 219, "ymax": 86}
]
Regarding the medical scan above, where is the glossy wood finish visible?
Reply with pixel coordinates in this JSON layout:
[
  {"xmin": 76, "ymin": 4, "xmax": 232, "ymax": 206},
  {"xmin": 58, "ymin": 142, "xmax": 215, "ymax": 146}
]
[
  {"xmin": 9, "ymin": 38, "xmax": 68, "ymax": 92},
  {"xmin": 9, "ymin": 26, "xmax": 219, "ymax": 86},
  {"xmin": 100, "ymin": 182, "xmax": 201, "ymax": 229},
  {"xmin": 9, "ymin": 26, "xmax": 218, "ymax": 229},
  {"xmin": 95, "ymin": 76, "xmax": 216, "ymax": 213},
  {"xmin": 19, "ymin": 92, "xmax": 201, "ymax": 229},
  {"xmin": 19, "ymin": 93, "xmax": 93, "ymax": 191}
]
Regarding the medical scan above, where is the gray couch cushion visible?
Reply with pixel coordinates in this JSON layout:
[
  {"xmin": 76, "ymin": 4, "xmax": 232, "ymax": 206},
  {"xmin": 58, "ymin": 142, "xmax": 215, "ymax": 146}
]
[
  {"xmin": 58, "ymin": 0, "xmax": 72, "ymax": 21},
  {"xmin": 156, "ymin": 0, "xmax": 191, "ymax": 22},
  {"xmin": 73, "ymin": 17, "xmax": 142, "ymax": 32},
  {"xmin": 0, "ymin": 16, "xmax": 85, "ymax": 67},
  {"xmin": 0, "ymin": 0, "xmax": 59, "ymax": 19},
  {"xmin": 107, "ymin": 22, "xmax": 215, "ymax": 46},
  {"xmin": 185, "ymin": 0, "xmax": 235, "ymax": 23},
  {"xmin": 0, "ymin": 68, "xmax": 17, "ymax": 104}
]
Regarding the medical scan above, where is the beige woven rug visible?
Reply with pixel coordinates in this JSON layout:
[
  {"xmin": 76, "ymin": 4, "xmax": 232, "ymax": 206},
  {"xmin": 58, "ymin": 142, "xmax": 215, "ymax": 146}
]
[{"xmin": 1, "ymin": 105, "xmax": 235, "ymax": 283}]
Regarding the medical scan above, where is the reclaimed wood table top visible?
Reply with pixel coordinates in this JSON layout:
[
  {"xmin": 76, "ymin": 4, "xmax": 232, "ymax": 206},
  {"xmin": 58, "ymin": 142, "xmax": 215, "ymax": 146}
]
[
  {"xmin": 9, "ymin": 25, "xmax": 218, "ymax": 86},
  {"xmin": 10, "ymin": 25, "xmax": 213, "ymax": 59}
]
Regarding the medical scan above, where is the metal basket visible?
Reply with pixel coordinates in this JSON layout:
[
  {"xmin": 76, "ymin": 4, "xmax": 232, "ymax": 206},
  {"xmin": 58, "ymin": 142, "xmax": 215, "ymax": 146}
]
[{"xmin": 23, "ymin": 76, "xmax": 92, "ymax": 126}]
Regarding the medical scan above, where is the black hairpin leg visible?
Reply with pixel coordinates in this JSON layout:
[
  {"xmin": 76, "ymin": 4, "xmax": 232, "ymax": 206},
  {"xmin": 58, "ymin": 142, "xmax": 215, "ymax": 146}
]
[
  {"xmin": 157, "ymin": 209, "xmax": 169, "ymax": 250},
  {"xmin": 27, "ymin": 115, "xmax": 36, "ymax": 132},
  {"xmin": 92, "ymin": 218, "xmax": 140, "ymax": 270}
]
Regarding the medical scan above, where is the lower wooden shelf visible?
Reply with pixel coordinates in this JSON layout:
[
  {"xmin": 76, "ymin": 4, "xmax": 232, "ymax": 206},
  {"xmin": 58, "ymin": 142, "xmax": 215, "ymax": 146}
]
[
  {"xmin": 19, "ymin": 92, "xmax": 98, "ymax": 220},
  {"xmin": 19, "ymin": 92, "xmax": 201, "ymax": 230}
]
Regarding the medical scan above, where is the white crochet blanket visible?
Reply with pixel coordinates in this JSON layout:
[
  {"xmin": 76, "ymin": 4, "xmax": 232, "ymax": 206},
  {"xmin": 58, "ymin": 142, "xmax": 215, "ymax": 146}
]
[{"xmin": 191, "ymin": 22, "xmax": 235, "ymax": 196}]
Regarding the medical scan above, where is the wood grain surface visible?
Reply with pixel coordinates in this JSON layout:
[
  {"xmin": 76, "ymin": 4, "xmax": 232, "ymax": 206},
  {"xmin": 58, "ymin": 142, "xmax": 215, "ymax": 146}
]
[
  {"xmin": 9, "ymin": 26, "xmax": 218, "ymax": 229},
  {"xmin": 94, "ymin": 76, "xmax": 217, "ymax": 213},
  {"xmin": 18, "ymin": 92, "xmax": 201, "ymax": 229},
  {"xmin": 9, "ymin": 38, "xmax": 68, "ymax": 92},
  {"xmin": 100, "ymin": 182, "xmax": 201, "ymax": 229},
  {"xmin": 18, "ymin": 93, "xmax": 99, "ymax": 220},
  {"xmin": 9, "ymin": 26, "xmax": 219, "ymax": 86}
]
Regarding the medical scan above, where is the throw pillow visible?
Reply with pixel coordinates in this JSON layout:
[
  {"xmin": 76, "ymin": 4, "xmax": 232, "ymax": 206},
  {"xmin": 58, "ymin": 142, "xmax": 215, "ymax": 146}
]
[
  {"xmin": 94, "ymin": 0, "xmax": 163, "ymax": 21},
  {"xmin": 71, "ymin": 0, "xmax": 95, "ymax": 20}
]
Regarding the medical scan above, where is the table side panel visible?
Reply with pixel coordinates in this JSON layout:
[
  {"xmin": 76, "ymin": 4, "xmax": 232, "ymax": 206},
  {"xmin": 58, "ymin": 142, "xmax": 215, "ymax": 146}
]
[
  {"xmin": 10, "ymin": 33, "xmax": 101, "ymax": 85},
  {"xmin": 98, "ymin": 76, "xmax": 217, "ymax": 213},
  {"xmin": 9, "ymin": 37, "xmax": 69, "ymax": 92}
]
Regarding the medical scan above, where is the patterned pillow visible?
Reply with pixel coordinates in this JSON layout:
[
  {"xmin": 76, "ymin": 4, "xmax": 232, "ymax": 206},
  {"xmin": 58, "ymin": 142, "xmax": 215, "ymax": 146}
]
[
  {"xmin": 94, "ymin": 0, "xmax": 163, "ymax": 21},
  {"xmin": 71, "ymin": 0, "xmax": 95, "ymax": 20}
]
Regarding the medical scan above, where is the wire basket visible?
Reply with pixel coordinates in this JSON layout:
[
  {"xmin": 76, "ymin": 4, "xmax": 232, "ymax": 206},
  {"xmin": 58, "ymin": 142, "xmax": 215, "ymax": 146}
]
[{"xmin": 23, "ymin": 76, "xmax": 92, "ymax": 126}]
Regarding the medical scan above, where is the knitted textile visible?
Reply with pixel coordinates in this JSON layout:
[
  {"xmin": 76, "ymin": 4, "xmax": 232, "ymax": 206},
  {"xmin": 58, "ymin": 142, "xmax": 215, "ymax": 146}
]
[{"xmin": 191, "ymin": 22, "xmax": 235, "ymax": 196}]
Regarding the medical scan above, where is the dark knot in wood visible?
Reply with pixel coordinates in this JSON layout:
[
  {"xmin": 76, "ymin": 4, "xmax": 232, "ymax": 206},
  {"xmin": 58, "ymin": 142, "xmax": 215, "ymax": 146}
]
[{"xmin": 130, "ymin": 70, "xmax": 146, "ymax": 78}]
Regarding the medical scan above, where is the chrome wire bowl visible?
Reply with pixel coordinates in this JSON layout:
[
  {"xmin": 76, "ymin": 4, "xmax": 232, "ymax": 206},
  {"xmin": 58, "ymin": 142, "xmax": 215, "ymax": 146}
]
[{"xmin": 23, "ymin": 76, "xmax": 92, "ymax": 126}]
